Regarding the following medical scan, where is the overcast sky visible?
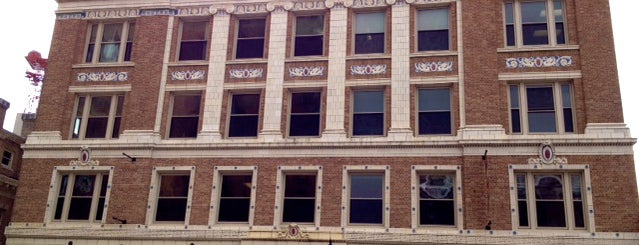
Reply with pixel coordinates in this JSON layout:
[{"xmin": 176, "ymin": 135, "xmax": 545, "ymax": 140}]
[{"xmin": 1, "ymin": 1, "xmax": 637, "ymax": 187}]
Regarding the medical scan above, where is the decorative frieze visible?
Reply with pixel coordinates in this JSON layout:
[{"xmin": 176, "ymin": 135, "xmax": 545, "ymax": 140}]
[
  {"xmin": 229, "ymin": 68, "xmax": 264, "ymax": 79},
  {"xmin": 233, "ymin": 3, "xmax": 269, "ymax": 14},
  {"xmin": 77, "ymin": 72, "xmax": 128, "ymax": 82},
  {"xmin": 177, "ymin": 6, "xmax": 213, "ymax": 16},
  {"xmin": 414, "ymin": 62, "xmax": 454, "ymax": 73},
  {"xmin": 527, "ymin": 142, "xmax": 568, "ymax": 165},
  {"xmin": 325, "ymin": 0, "xmax": 354, "ymax": 8},
  {"xmin": 85, "ymin": 8, "xmax": 138, "ymax": 19},
  {"xmin": 292, "ymin": 1, "xmax": 327, "ymax": 11},
  {"xmin": 171, "ymin": 70, "xmax": 206, "ymax": 81},
  {"xmin": 139, "ymin": 8, "xmax": 177, "ymax": 16},
  {"xmin": 267, "ymin": 1, "xmax": 294, "ymax": 11},
  {"xmin": 69, "ymin": 146, "xmax": 100, "ymax": 166},
  {"xmin": 56, "ymin": 12, "xmax": 85, "ymax": 20},
  {"xmin": 289, "ymin": 66, "xmax": 325, "ymax": 77},
  {"xmin": 506, "ymin": 56, "xmax": 573, "ymax": 68},
  {"xmin": 351, "ymin": 64, "xmax": 387, "ymax": 75},
  {"xmin": 278, "ymin": 224, "xmax": 310, "ymax": 239},
  {"xmin": 352, "ymin": 0, "xmax": 387, "ymax": 8}
]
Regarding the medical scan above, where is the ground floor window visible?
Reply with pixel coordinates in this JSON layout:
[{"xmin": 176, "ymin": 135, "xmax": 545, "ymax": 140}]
[{"xmin": 47, "ymin": 166, "xmax": 113, "ymax": 223}]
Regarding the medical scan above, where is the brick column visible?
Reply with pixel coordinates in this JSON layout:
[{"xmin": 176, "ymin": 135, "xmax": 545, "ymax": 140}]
[
  {"xmin": 259, "ymin": 6, "xmax": 289, "ymax": 141},
  {"xmin": 388, "ymin": 1, "xmax": 413, "ymax": 139},
  {"xmin": 322, "ymin": 3, "xmax": 349, "ymax": 140},
  {"xmin": 200, "ymin": 11, "xmax": 231, "ymax": 141}
]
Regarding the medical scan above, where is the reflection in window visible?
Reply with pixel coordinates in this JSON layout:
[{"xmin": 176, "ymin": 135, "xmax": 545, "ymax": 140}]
[
  {"xmin": 295, "ymin": 15, "xmax": 324, "ymax": 56},
  {"xmin": 417, "ymin": 9, "xmax": 450, "ymax": 51},
  {"xmin": 169, "ymin": 94, "xmax": 201, "ymax": 138},
  {"xmin": 354, "ymin": 12, "xmax": 385, "ymax": 54},
  {"xmin": 419, "ymin": 174, "xmax": 455, "ymax": 225},
  {"xmin": 53, "ymin": 173, "xmax": 109, "ymax": 222},
  {"xmin": 353, "ymin": 90, "xmax": 384, "ymax": 136}
]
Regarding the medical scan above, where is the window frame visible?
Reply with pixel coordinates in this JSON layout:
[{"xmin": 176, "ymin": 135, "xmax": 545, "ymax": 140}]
[
  {"xmin": 508, "ymin": 81, "xmax": 575, "ymax": 134},
  {"xmin": 341, "ymin": 165, "xmax": 390, "ymax": 228},
  {"xmin": 177, "ymin": 19, "xmax": 210, "ymax": 61},
  {"xmin": 71, "ymin": 94, "xmax": 124, "ymax": 140},
  {"xmin": 146, "ymin": 166, "xmax": 195, "ymax": 225},
  {"xmin": 504, "ymin": 0, "xmax": 567, "ymax": 48},
  {"xmin": 83, "ymin": 21, "xmax": 135, "ymax": 64},
  {"xmin": 274, "ymin": 166, "xmax": 323, "ymax": 227},
  {"xmin": 234, "ymin": 17, "xmax": 268, "ymax": 59},
  {"xmin": 352, "ymin": 11, "xmax": 387, "ymax": 55},
  {"xmin": 416, "ymin": 87, "xmax": 453, "ymax": 135},
  {"xmin": 227, "ymin": 91, "xmax": 262, "ymax": 138},
  {"xmin": 415, "ymin": 7, "xmax": 451, "ymax": 52},
  {"xmin": 1, "ymin": 150, "xmax": 12, "ymax": 168},
  {"xmin": 509, "ymin": 164, "xmax": 594, "ymax": 232},
  {"xmin": 287, "ymin": 90, "xmax": 322, "ymax": 137},
  {"xmin": 167, "ymin": 93, "xmax": 202, "ymax": 139},
  {"xmin": 351, "ymin": 88, "xmax": 386, "ymax": 137},
  {"xmin": 210, "ymin": 166, "xmax": 258, "ymax": 226},
  {"xmin": 411, "ymin": 165, "xmax": 463, "ymax": 229},
  {"xmin": 45, "ymin": 166, "xmax": 114, "ymax": 224},
  {"xmin": 293, "ymin": 13, "xmax": 326, "ymax": 57}
]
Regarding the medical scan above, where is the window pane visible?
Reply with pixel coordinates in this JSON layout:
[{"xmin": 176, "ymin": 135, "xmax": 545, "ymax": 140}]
[
  {"xmin": 95, "ymin": 197, "xmax": 106, "ymax": 221},
  {"xmin": 526, "ymin": 86, "xmax": 554, "ymax": 110},
  {"xmin": 420, "ymin": 200, "xmax": 455, "ymax": 225},
  {"xmin": 72, "ymin": 175, "xmax": 96, "ymax": 197},
  {"xmin": 232, "ymin": 94, "xmax": 260, "ymax": 115},
  {"xmin": 296, "ymin": 15, "xmax": 324, "ymax": 36},
  {"xmin": 291, "ymin": 92, "xmax": 321, "ymax": 113},
  {"xmin": 99, "ymin": 43, "xmax": 120, "ymax": 62},
  {"xmin": 350, "ymin": 199, "xmax": 383, "ymax": 224},
  {"xmin": 236, "ymin": 39, "xmax": 265, "ymax": 59},
  {"xmin": 521, "ymin": 1, "xmax": 549, "ymax": 45},
  {"xmin": 536, "ymin": 201, "xmax": 566, "ymax": 227},
  {"xmin": 290, "ymin": 114, "xmax": 320, "ymax": 136},
  {"xmin": 182, "ymin": 22, "xmax": 207, "ymax": 40},
  {"xmin": 354, "ymin": 33, "xmax": 385, "ymax": 54},
  {"xmin": 535, "ymin": 175, "xmax": 563, "ymax": 200},
  {"xmin": 505, "ymin": 3, "xmax": 514, "ymax": 24},
  {"xmin": 283, "ymin": 198, "xmax": 315, "ymax": 223},
  {"xmin": 285, "ymin": 175, "xmax": 316, "ymax": 198},
  {"xmin": 418, "ymin": 30, "xmax": 449, "ymax": 51},
  {"xmin": 169, "ymin": 117, "xmax": 199, "ymax": 138},
  {"xmin": 68, "ymin": 197, "xmax": 92, "ymax": 220},
  {"xmin": 238, "ymin": 19, "xmax": 266, "ymax": 38},
  {"xmin": 353, "ymin": 113, "xmax": 384, "ymax": 136},
  {"xmin": 419, "ymin": 175, "xmax": 454, "ymax": 199},
  {"xmin": 218, "ymin": 198, "xmax": 250, "ymax": 222},
  {"xmin": 521, "ymin": 1, "xmax": 547, "ymax": 23},
  {"xmin": 101, "ymin": 23, "xmax": 122, "ymax": 42},
  {"xmin": 418, "ymin": 9, "xmax": 449, "ymax": 30},
  {"xmin": 528, "ymin": 112, "xmax": 556, "ymax": 132},
  {"xmin": 554, "ymin": 1, "xmax": 566, "ymax": 44},
  {"xmin": 89, "ymin": 96, "xmax": 111, "ymax": 116},
  {"xmin": 354, "ymin": 91, "xmax": 384, "ymax": 113},
  {"xmin": 419, "ymin": 89, "xmax": 450, "ymax": 111},
  {"xmin": 159, "ymin": 175, "xmax": 190, "ymax": 197},
  {"xmin": 221, "ymin": 175, "xmax": 252, "ymax": 198},
  {"xmin": 355, "ymin": 12, "xmax": 385, "ymax": 34},
  {"xmin": 229, "ymin": 116, "xmax": 259, "ymax": 137},
  {"xmin": 172, "ymin": 95, "xmax": 201, "ymax": 116},
  {"xmin": 156, "ymin": 198, "xmax": 187, "ymax": 221},
  {"xmin": 179, "ymin": 41, "xmax": 207, "ymax": 60},
  {"xmin": 419, "ymin": 112, "xmax": 451, "ymax": 135},
  {"xmin": 295, "ymin": 36, "xmax": 324, "ymax": 56},
  {"xmin": 518, "ymin": 200, "xmax": 529, "ymax": 227},
  {"xmin": 510, "ymin": 85, "xmax": 520, "ymax": 108},
  {"xmin": 351, "ymin": 175, "xmax": 383, "ymax": 198}
]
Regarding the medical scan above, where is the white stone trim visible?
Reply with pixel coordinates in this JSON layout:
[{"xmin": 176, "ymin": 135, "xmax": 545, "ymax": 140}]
[
  {"xmin": 164, "ymin": 84, "xmax": 207, "ymax": 91},
  {"xmin": 411, "ymin": 165, "xmax": 463, "ymax": 231},
  {"xmin": 209, "ymin": 166, "xmax": 258, "ymax": 227},
  {"xmin": 145, "ymin": 166, "xmax": 196, "ymax": 226},
  {"xmin": 341, "ymin": 165, "xmax": 391, "ymax": 229},
  {"xmin": 153, "ymin": 15, "xmax": 175, "ymax": 134},
  {"xmin": 498, "ymin": 71, "xmax": 582, "ymax": 81},
  {"xmin": 77, "ymin": 72, "xmax": 128, "ymax": 82},
  {"xmin": 456, "ymin": 0, "xmax": 466, "ymax": 128},
  {"xmin": 273, "ymin": 166, "xmax": 323, "ymax": 228},
  {"xmin": 171, "ymin": 70, "xmax": 206, "ymax": 80},
  {"xmin": 68, "ymin": 85, "xmax": 132, "ymax": 93}
]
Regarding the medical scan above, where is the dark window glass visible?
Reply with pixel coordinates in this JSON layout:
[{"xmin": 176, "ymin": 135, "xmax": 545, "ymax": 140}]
[
  {"xmin": 571, "ymin": 175, "xmax": 585, "ymax": 228},
  {"xmin": 516, "ymin": 174, "xmax": 529, "ymax": 227},
  {"xmin": 169, "ymin": 95, "xmax": 201, "ymax": 138},
  {"xmin": 1, "ymin": 151, "xmax": 12, "ymax": 166},
  {"xmin": 419, "ymin": 175, "xmax": 455, "ymax": 225},
  {"xmin": 417, "ymin": 9, "xmax": 449, "ymax": 51},
  {"xmin": 295, "ymin": 15, "xmax": 324, "ymax": 56},
  {"xmin": 156, "ymin": 175, "xmax": 190, "ymax": 222},
  {"xmin": 236, "ymin": 19, "xmax": 266, "ymax": 59},
  {"xmin": 179, "ymin": 21, "xmax": 208, "ymax": 61},
  {"xmin": 561, "ymin": 84, "xmax": 574, "ymax": 133},
  {"xmin": 505, "ymin": 3, "xmax": 515, "ymax": 46},
  {"xmin": 554, "ymin": 0, "xmax": 566, "ymax": 44},
  {"xmin": 86, "ymin": 24, "xmax": 98, "ymax": 62},
  {"xmin": 85, "ymin": 96, "xmax": 111, "ymax": 138},
  {"xmin": 124, "ymin": 23, "xmax": 134, "ymax": 61},
  {"xmin": 350, "ymin": 175, "xmax": 383, "ymax": 224},
  {"xmin": 353, "ymin": 91, "xmax": 384, "ymax": 136},
  {"xmin": 72, "ymin": 97, "xmax": 86, "ymax": 139},
  {"xmin": 534, "ymin": 175, "xmax": 566, "ymax": 227},
  {"xmin": 283, "ymin": 175, "xmax": 316, "ymax": 223},
  {"xmin": 54, "ymin": 175, "xmax": 69, "ymax": 220},
  {"xmin": 95, "ymin": 175, "xmax": 108, "ymax": 220},
  {"xmin": 218, "ymin": 175, "xmax": 252, "ymax": 222},
  {"xmin": 510, "ymin": 85, "xmax": 522, "ymax": 133},
  {"xmin": 418, "ymin": 89, "xmax": 451, "ymax": 135},
  {"xmin": 521, "ymin": 1, "xmax": 549, "ymax": 45},
  {"xmin": 354, "ymin": 12, "xmax": 385, "ymax": 54},
  {"xmin": 229, "ymin": 94, "xmax": 260, "ymax": 137},
  {"xmin": 68, "ymin": 175, "xmax": 96, "ymax": 220},
  {"xmin": 290, "ymin": 92, "xmax": 321, "ymax": 136},
  {"xmin": 112, "ymin": 96, "xmax": 124, "ymax": 138},
  {"xmin": 527, "ymin": 86, "xmax": 556, "ymax": 133}
]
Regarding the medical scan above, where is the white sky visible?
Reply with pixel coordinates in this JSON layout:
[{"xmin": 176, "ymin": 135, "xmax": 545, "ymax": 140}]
[{"xmin": 0, "ymin": 1, "xmax": 637, "ymax": 188}]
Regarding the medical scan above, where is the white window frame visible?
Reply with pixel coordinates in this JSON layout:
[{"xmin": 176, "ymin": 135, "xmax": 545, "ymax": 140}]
[
  {"xmin": 293, "ymin": 14, "xmax": 326, "ymax": 57},
  {"xmin": 84, "ymin": 21, "xmax": 135, "ymax": 64},
  {"xmin": 411, "ymin": 165, "xmax": 463, "ymax": 230},
  {"xmin": 274, "ymin": 166, "xmax": 323, "ymax": 227},
  {"xmin": 71, "ymin": 94, "xmax": 124, "ymax": 139},
  {"xmin": 1, "ymin": 150, "xmax": 12, "ymax": 168},
  {"xmin": 167, "ymin": 92, "xmax": 202, "ymax": 139},
  {"xmin": 45, "ymin": 166, "xmax": 114, "ymax": 224},
  {"xmin": 177, "ymin": 19, "xmax": 210, "ymax": 61},
  {"xmin": 341, "ymin": 165, "xmax": 390, "ymax": 228},
  {"xmin": 210, "ymin": 166, "xmax": 258, "ymax": 226},
  {"xmin": 353, "ymin": 11, "xmax": 387, "ymax": 55},
  {"xmin": 504, "ymin": 0, "xmax": 567, "ymax": 47},
  {"xmin": 509, "ymin": 164, "xmax": 595, "ymax": 232},
  {"xmin": 508, "ymin": 81, "xmax": 574, "ymax": 134},
  {"xmin": 146, "ymin": 166, "xmax": 195, "ymax": 226}
]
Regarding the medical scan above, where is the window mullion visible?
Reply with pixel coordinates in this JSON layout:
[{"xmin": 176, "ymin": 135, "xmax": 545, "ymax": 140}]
[
  {"xmin": 564, "ymin": 173, "xmax": 575, "ymax": 229},
  {"xmin": 105, "ymin": 95, "xmax": 118, "ymax": 139},
  {"xmin": 79, "ymin": 97, "xmax": 92, "ymax": 139},
  {"xmin": 61, "ymin": 174, "xmax": 76, "ymax": 222},
  {"xmin": 88, "ymin": 174, "xmax": 103, "ymax": 223},
  {"xmin": 519, "ymin": 84, "xmax": 529, "ymax": 134},
  {"xmin": 526, "ymin": 173, "xmax": 538, "ymax": 229},
  {"xmin": 514, "ymin": 2, "xmax": 524, "ymax": 47},
  {"xmin": 93, "ymin": 24, "xmax": 105, "ymax": 64},
  {"xmin": 118, "ymin": 22, "xmax": 130, "ymax": 62},
  {"xmin": 547, "ymin": 0, "xmax": 558, "ymax": 46},
  {"xmin": 554, "ymin": 83, "xmax": 565, "ymax": 133}
]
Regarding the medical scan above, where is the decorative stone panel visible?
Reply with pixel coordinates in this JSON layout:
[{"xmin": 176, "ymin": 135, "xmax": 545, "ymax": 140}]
[
  {"xmin": 77, "ymin": 72, "xmax": 128, "ymax": 82},
  {"xmin": 414, "ymin": 62, "xmax": 454, "ymax": 73},
  {"xmin": 139, "ymin": 9, "xmax": 177, "ymax": 16},
  {"xmin": 172, "ymin": 70, "xmax": 206, "ymax": 81},
  {"xmin": 229, "ymin": 68, "xmax": 264, "ymax": 79},
  {"xmin": 506, "ymin": 56, "xmax": 573, "ymax": 68},
  {"xmin": 85, "ymin": 8, "xmax": 139, "ymax": 19},
  {"xmin": 351, "ymin": 64, "xmax": 387, "ymax": 75},
  {"xmin": 289, "ymin": 66, "xmax": 325, "ymax": 77}
]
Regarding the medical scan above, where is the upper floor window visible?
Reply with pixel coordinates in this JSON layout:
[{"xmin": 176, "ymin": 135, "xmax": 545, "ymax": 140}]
[
  {"xmin": 417, "ymin": 88, "xmax": 452, "ymax": 135},
  {"xmin": 52, "ymin": 170, "xmax": 111, "ymax": 223},
  {"xmin": 352, "ymin": 90, "xmax": 385, "ymax": 136},
  {"xmin": 228, "ymin": 93, "xmax": 261, "ymax": 138},
  {"xmin": 289, "ymin": 91, "xmax": 321, "ymax": 137},
  {"xmin": 168, "ymin": 94, "xmax": 201, "ymax": 138},
  {"xmin": 505, "ymin": 0, "xmax": 566, "ymax": 47},
  {"xmin": 417, "ymin": 8, "xmax": 450, "ymax": 51},
  {"xmin": 179, "ymin": 21, "xmax": 208, "ymax": 61},
  {"xmin": 72, "ymin": 95, "xmax": 124, "ymax": 139},
  {"xmin": 509, "ymin": 82, "xmax": 574, "ymax": 134},
  {"xmin": 236, "ymin": 18, "xmax": 266, "ymax": 59},
  {"xmin": 85, "ymin": 22, "xmax": 135, "ymax": 63},
  {"xmin": 349, "ymin": 173, "xmax": 384, "ymax": 225},
  {"xmin": 354, "ymin": 12, "xmax": 386, "ymax": 54},
  {"xmin": 294, "ymin": 15, "xmax": 325, "ymax": 56},
  {"xmin": 1, "ymin": 151, "xmax": 13, "ymax": 168}
]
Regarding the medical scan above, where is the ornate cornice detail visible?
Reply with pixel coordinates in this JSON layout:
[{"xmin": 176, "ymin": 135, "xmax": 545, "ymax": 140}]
[
  {"xmin": 176, "ymin": 6, "xmax": 213, "ymax": 16},
  {"xmin": 267, "ymin": 1, "xmax": 294, "ymax": 12},
  {"xmin": 211, "ymin": 5, "xmax": 235, "ymax": 15},
  {"xmin": 69, "ymin": 146, "xmax": 100, "ymax": 166},
  {"xmin": 506, "ymin": 56, "xmax": 573, "ymax": 69},
  {"xmin": 85, "ymin": 8, "xmax": 138, "ymax": 19},
  {"xmin": 77, "ymin": 72, "xmax": 128, "ymax": 82},
  {"xmin": 139, "ymin": 8, "xmax": 177, "ymax": 16},
  {"xmin": 229, "ymin": 68, "xmax": 264, "ymax": 79},
  {"xmin": 234, "ymin": 3, "xmax": 269, "ymax": 14},
  {"xmin": 415, "ymin": 62, "xmax": 454, "ymax": 73},
  {"xmin": 527, "ymin": 142, "xmax": 568, "ymax": 165},
  {"xmin": 56, "ymin": 12, "xmax": 85, "ymax": 20},
  {"xmin": 385, "ymin": 0, "xmax": 416, "ymax": 5},
  {"xmin": 352, "ymin": 0, "xmax": 387, "ymax": 8},
  {"xmin": 351, "ymin": 64, "xmax": 387, "ymax": 75},
  {"xmin": 289, "ymin": 66, "xmax": 325, "ymax": 77},
  {"xmin": 292, "ymin": 1, "xmax": 327, "ymax": 11},
  {"xmin": 325, "ymin": 0, "xmax": 354, "ymax": 8},
  {"xmin": 277, "ymin": 224, "xmax": 310, "ymax": 239},
  {"xmin": 413, "ymin": 0, "xmax": 446, "ymax": 4},
  {"xmin": 171, "ymin": 70, "xmax": 206, "ymax": 81}
]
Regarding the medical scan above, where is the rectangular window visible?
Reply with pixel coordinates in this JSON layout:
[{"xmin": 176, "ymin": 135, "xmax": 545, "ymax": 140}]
[
  {"xmin": 418, "ymin": 174, "xmax": 455, "ymax": 226},
  {"xmin": 85, "ymin": 22, "xmax": 135, "ymax": 63},
  {"xmin": 53, "ymin": 172, "xmax": 109, "ymax": 222},
  {"xmin": 505, "ymin": 0, "xmax": 566, "ymax": 47},
  {"xmin": 228, "ymin": 93, "xmax": 260, "ymax": 138},
  {"xmin": 236, "ymin": 18, "xmax": 266, "ymax": 59},
  {"xmin": 354, "ymin": 12, "xmax": 386, "ymax": 54},
  {"xmin": 417, "ymin": 8, "xmax": 450, "ymax": 51},
  {"xmin": 349, "ymin": 174, "xmax": 384, "ymax": 224},
  {"xmin": 155, "ymin": 174, "xmax": 190, "ymax": 222},
  {"xmin": 169, "ymin": 94, "xmax": 201, "ymax": 138},
  {"xmin": 352, "ymin": 90, "xmax": 385, "ymax": 136},
  {"xmin": 295, "ymin": 15, "xmax": 324, "ymax": 56},
  {"xmin": 283, "ymin": 174, "xmax": 317, "ymax": 223},
  {"xmin": 418, "ymin": 88, "xmax": 452, "ymax": 135},
  {"xmin": 72, "ymin": 95, "xmax": 124, "ymax": 139},
  {"xmin": 289, "ymin": 92, "xmax": 321, "ymax": 137},
  {"xmin": 1, "ymin": 151, "xmax": 12, "ymax": 167},
  {"xmin": 179, "ymin": 21, "xmax": 208, "ymax": 61},
  {"xmin": 509, "ymin": 82, "xmax": 574, "ymax": 134},
  {"xmin": 218, "ymin": 174, "xmax": 253, "ymax": 223}
]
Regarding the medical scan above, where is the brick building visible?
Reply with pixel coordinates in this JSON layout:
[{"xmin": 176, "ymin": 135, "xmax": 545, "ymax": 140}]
[
  {"xmin": 0, "ymin": 99, "xmax": 25, "ymax": 244},
  {"xmin": 6, "ymin": 0, "xmax": 639, "ymax": 244}
]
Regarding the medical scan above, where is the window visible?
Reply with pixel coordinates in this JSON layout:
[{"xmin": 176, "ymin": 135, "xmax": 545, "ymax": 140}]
[
  {"xmin": 509, "ymin": 82, "xmax": 573, "ymax": 134},
  {"xmin": 85, "ymin": 22, "xmax": 135, "ymax": 63},
  {"xmin": 72, "ymin": 95, "xmax": 124, "ymax": 139},
  {"xmin": 505, "ymin": 0, "xmax": 566, "ymax": 47},
  {"xmin": 412, "ymin": 165, "xmax": 462, "ymax": 229},
  {"xmin": 289, "ymin": 92, "xmax": 321, "ymax": 137},
  {"xmin": 236, "ymin": 18, "xmax": 266, "ymax": 59},
  {"xmin": 282, "ymin": 174, "xmax": 317, "ymax": 223},
  {"xmin": 147, "ymin": 167, "xmax": 194, "ymax": 224},
  {"xmin": 51, "ymin": 171, "xmax": 110, "ymax": 222},
  {"xmin": 515, "ymin": 172, "xmax": 586, "ymax": 229},
  {"xmin": 228, "ymin": 93, "xmax": 260, "ymax": 138},
  {"xmin": 1, "ymin": 151, "xmax": 12, "ymax": 167},
  {"xmin": 168, "ymin": 94, "xmax": 201, "ymax": 138},
  {"xmin": 354, "ymin": 12, "xmax": 386, "ymax": 54},
  {"xmin": 417, "ymin": 8, "xmax": 450, "ymax": 51},
  {"xmin": 218, "ymin": 174, "xmax": 253, "ymax": 223},
  {"xmin": 352, "ymin": 90, "xmax": 385, "ymax": 136},
  {"xmin": 349, "ymin": 173, "xmax": 384, "ymax": 224},
  {"xmin": 294, "ymin": 15, "xmax": 324, "ymax": 56},
  {"xmin": 417, "ymin": 88, "xmax": 452, "ymax": 135},
  {"xmin": 179, "ymin": 21, "xmax": 208, "ymax": 61}
]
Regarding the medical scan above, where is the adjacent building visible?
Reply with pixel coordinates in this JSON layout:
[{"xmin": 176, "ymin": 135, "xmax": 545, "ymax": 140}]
[
  {"xmin": 7, "ymin": 0, "xmax": 639, "ymax": 244},
  {"xmin": 0, "ymin": 99, "xmax": 25, "ymax": 244}
]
